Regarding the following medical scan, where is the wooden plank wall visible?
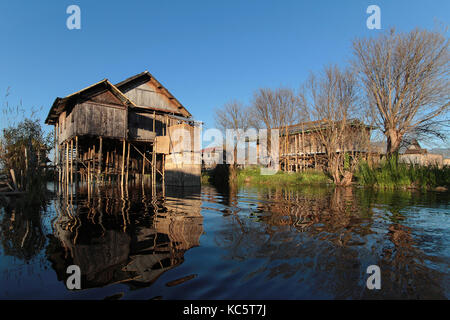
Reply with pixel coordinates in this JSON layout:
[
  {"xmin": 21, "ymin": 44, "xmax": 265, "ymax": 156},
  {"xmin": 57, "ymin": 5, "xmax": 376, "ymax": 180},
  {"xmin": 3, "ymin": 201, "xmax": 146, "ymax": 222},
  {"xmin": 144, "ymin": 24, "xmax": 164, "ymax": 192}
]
[
  {"xmin": 57, "ymin": 103, "xmax": 127, "ymax": 144},
  {"xmin": 75, "ymin": 103, "xmax": 127, "ymax": 139},
  {"xmin": 124, "ymin": 82, "xmax": 179, "ymax": 114},
  {"xmin": 128, "ymin": 111, "xmax": 159, "ymax": 141}
]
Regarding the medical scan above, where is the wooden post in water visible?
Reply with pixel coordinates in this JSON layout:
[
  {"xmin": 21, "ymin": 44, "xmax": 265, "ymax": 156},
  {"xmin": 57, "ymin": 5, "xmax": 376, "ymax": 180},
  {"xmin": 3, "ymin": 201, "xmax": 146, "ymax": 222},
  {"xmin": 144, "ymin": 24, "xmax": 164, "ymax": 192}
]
[
  {"xmin": 61, "ymin": 144, "xmax": 64, "ymax": 187},
  {"xmin": 58, "ymin": 148, "xmax": 61, "ymax": 188},
  {"xmin": 65, "ymin": 141, "xmax": 69, "ymax": 189},
  {"xmin": 92, "ymin": 143, "xmax": 96, "ymax": 183},
  {"xmin": 98, "ymin": 137, "xmax": 103, "ymax": 182},
  {"xmin": 87, "ymin": 152, "xmax": 91, "ymax": 186},
  {"xmin": 142, "ymin": 148, "xmax": 146, "ymax": 184},
  {"xmin": 113, "ymin": 149, "xmax": 117, "ymax": 180},
  {"xmin": 75, "ymin": 136, "xmax": 78, "ymax": 186},
  {"xmin": 121, "ymin": 140, "xmax": 126, "ymax": 186},
  {"xmin": 88, "ymin": 147, "xmax": 92, "ymax": 185},
  {"xmin": 126, "ymin": 142, "xmax": 130, "ymax": 186},
  {"xmin": 162, "ymin": 153, "xmax": 165, "ymax": 196},
  {"xmin": 70, "ymin": 139, "xmax": 73, "ymax": 186},
  {"xmin": 152, "ymin": 145, "xmax": 156, "ymax": 188},
  {"xmin": 106, "ymin": 151, "xmax": 110, "ymax": 183}
]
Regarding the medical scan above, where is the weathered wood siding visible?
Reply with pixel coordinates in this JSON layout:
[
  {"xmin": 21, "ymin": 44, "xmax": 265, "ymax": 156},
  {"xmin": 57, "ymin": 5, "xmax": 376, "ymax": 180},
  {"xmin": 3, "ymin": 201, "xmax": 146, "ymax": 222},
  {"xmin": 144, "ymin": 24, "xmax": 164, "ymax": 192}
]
[
  {"xmin": 57, "ymin": 103, "xmax": 126, "ymax": 144},
  {"xmin": 57, "ymin": 90, "xmax": 128, "ymax": 144},
  {"xmin": 123, "ymin": 81, "xmax": 180, "ymax": 114},
  {"xmin": 58, "ymin": 111, "xmax": 72, "ymax": 144},
  {"xmin": 74, "ymin": 103, "xmax": 127, "ymax": 139},
  {"xmin": 128, "ymin": 111, "xmax": 158, "ymax": 141}
]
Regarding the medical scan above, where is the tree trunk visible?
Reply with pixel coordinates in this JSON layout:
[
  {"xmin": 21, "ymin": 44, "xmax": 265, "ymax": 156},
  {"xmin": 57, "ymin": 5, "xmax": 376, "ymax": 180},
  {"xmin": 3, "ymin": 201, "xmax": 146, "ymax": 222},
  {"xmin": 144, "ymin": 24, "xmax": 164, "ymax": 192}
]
[
  {"xmin": 329, "ymin": 155, "xmax": 353, "ymax": 186},
  {"xmin": 229, "ymin": 146, "xmax": 238, "ymax": 184},
  {"xmin": 340, "ymin": 171, "xmax": 353, "ymax": 186},
  {"xmin": 330, "ymin": 156, "xmax": 341, "ymax": 185},
  {"xmin": 386, "ymin": 129, "xmax": 402, "ymax": 156}
]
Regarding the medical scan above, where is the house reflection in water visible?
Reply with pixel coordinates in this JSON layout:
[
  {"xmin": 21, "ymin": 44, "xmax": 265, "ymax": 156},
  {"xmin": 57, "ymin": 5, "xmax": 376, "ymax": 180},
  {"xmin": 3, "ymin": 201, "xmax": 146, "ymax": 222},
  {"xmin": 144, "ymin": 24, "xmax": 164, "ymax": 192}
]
[{"xmin": 46, "ymin": 185, "xmax": 203, "ymax": 290}]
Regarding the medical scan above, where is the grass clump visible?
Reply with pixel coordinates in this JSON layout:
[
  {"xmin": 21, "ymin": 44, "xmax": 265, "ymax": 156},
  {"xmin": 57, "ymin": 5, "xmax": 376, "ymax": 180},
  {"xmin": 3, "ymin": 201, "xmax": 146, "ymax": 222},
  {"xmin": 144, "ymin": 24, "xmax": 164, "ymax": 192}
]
[
  {"xmin": 237, "ymin": 166, "xmax": 330, "ymax": 186},
  {"xmin": 355, "ymin": 156, "xmax": 450, "ymax": 190}
]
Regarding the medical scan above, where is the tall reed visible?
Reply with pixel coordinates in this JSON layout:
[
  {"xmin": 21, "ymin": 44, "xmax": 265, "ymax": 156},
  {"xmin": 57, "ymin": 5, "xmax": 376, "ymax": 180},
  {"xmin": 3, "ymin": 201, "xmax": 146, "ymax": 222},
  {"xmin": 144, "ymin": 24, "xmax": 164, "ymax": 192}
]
[{"xmin": 355, "ymin": 156, "xmax": 450, "ymax": 189}]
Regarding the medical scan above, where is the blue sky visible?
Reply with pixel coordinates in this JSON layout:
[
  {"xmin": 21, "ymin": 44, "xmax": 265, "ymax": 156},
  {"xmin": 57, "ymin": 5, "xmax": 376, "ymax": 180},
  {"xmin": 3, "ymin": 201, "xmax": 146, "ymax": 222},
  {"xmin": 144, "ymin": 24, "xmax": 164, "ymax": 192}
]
[{"xmin": 0, "ymin": 0, "xmax": 449, "ymax": 147}]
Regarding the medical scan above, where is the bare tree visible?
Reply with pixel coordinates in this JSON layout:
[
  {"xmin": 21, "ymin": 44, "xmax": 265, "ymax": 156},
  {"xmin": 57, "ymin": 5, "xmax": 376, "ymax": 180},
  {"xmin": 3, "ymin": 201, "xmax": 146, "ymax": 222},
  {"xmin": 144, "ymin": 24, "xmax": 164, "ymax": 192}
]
[
  {"xmin": 352, "ymin": 28, "xmax": 449, "ymax": 156},
  {"xmin": 300, "ymin": 65, "xmax": 365, "ymax": 186},
  {"xmin": 250, "ymin": 87, "xmax": 301, "ymax": 168},
  {"xmin": 214, "ymin": 100, "xmax": 250, "ymax": 180}
]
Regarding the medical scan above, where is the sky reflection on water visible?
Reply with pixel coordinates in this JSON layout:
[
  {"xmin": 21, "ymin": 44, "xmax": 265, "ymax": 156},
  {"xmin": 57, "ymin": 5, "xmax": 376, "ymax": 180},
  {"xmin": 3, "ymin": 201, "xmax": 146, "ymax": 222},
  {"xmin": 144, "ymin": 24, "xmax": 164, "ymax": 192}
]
[{"xmin": 0, "ymin": 183, "xmax": 448, "ymax": 299}]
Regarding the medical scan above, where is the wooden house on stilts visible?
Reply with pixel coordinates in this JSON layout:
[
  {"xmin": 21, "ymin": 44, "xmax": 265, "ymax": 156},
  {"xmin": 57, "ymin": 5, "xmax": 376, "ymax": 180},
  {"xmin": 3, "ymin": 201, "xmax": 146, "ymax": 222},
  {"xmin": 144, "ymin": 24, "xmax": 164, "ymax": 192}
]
[
  {"xmin": 45, "ymin": 71, "xmax": 201, "ymax": 187},
  {"xmin": 274, "ymin": 119, "xmax": 373, "ymax": 172}
]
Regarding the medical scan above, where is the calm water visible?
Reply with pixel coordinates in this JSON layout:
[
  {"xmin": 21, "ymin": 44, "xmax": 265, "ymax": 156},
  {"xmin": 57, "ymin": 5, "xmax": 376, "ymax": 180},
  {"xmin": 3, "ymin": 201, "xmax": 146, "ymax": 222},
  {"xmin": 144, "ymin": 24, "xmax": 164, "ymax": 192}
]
[{"xmin": 0, "ymin": 183, "xmax": 449, "ymax": 299}]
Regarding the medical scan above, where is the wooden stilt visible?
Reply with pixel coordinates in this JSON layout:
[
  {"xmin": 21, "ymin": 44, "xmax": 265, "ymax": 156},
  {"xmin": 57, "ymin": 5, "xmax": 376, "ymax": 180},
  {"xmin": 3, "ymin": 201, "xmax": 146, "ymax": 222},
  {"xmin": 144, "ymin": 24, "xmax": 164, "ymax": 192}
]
[
  {"xmin": 70, "ymin": 139, "xmax": 73, "ymax": 186},
  {"xmin": 92, "ymin": 144, "xmax": 96, "ymax": 181},
  {"xmin": 152, "ymin": 145, "xmax": 156, "ymax": 188},
  {"xmin": 113, "ymin": 150, "xmax": 117, "ymax": 178},
  {"xmin": 75, "ymin": 136, "xmax": 78, "ymax": 186},
  {"xmin": 98, "ymin": 137, "xmax": 103, "ymax": 182},
  {"xmin": 87, "ymin": 148, "xmax": 91, "ymax": 186},
  {"xmin": 58, "ymin": 146, "xmax": 61, "ymax": 187},
  {"xmin": 162, "ymin": 153, "xmax": 165, "ymax": 194},
  {"xmin": 142, "ymin": 148, "xmax": 146, "ymax": 183},
  {"xmin": 121, "ymin": 140, "xmax": 126, "ymax": 186},
  {"xmin": 65, "ymin": 141, "xmax": 69, "ymax": 189},
  {"xmin": 106, "ymin": 151, "xmax": 110, "ymax": 182},
  {"xmin": 126, "ymin": 142, "xmax": 130, "ymax": 186}
]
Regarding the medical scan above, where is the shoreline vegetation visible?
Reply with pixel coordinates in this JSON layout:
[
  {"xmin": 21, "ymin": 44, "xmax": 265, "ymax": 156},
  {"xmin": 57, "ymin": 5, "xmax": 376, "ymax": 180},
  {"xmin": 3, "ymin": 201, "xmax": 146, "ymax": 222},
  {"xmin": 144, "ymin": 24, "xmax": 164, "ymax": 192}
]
[{"xmin": 202, "ymin": 161, "xmax": 450, "ymax": 191}]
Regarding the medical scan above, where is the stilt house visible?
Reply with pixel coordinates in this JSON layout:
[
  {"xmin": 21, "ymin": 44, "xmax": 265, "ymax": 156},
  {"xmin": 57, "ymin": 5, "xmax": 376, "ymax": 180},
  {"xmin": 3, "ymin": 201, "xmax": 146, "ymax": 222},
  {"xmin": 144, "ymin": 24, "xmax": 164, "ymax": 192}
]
[{"xmin": 45, "ymin": 71, "xmax": 201, "ymax": 187}]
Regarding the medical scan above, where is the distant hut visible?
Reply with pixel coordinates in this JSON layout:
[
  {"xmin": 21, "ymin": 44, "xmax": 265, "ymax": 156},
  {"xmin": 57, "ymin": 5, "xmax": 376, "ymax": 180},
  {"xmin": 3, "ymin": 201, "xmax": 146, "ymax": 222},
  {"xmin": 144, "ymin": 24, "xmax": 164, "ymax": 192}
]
[
  {"xmin": 403, "ymin": 139, "xmax": 427, "ymax": 155},
  {"xmin": 45, "ymin": 71, "xmax": 201, "ymax": 187},
  {"xmin": 399, "ymin": 139, "xmax": 443, "ymax": 167}
]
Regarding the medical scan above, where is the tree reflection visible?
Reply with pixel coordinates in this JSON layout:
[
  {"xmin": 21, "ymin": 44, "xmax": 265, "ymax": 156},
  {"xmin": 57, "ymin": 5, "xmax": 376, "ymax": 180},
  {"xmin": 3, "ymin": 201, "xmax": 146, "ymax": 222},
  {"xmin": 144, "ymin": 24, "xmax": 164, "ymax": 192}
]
[
  {"xmin": 211, "ymin": 185, "xmax": 447, "ymax": 299},
  {"xmin": 0, "ymin": 190, "xmax": 49, "ymax": 261}
]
